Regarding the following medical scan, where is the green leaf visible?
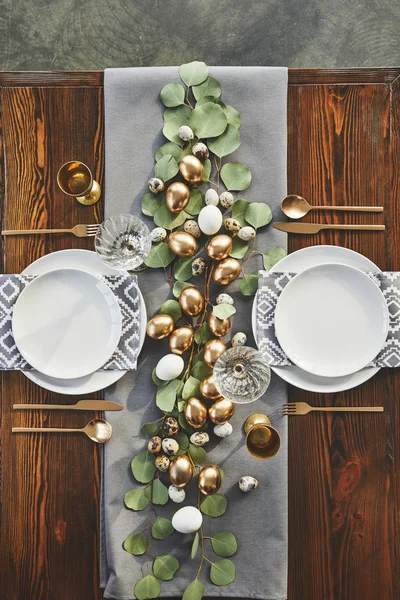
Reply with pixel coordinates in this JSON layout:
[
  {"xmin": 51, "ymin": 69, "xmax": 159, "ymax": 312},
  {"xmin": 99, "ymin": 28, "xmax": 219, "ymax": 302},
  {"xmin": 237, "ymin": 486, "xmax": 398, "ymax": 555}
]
[
  {"xmin": 163, "ymin": 105, "xmax": 191, "ymax": 143},
  {"xmin": 152, "ymin": 368, "xmax": 169, "ymax": 387},
  {"xmin": 145, "ymin": 479, "xmax": 169, "ymax": 505},
  {"xmin": 141, "ymin": 421, "xmax": 160, "ymax": 436},
  {"xmin": 160, "ymin": 83, "xmax": 185, "ymax": 107},
  {"xmin": 213, "ymin": 304, "xmax": 236, "ymax": 320},
  {"xmin": 182, "ymin": 376, "xmax": 201, "ymax": 401},
  {"xmin": 175, "ymin": 431, "xmax": 189, "ymax": 450},
  {"xmin": 196, "ymin": 95, "xmax": 218, "ymax": 107},
  {"xmin": 178, "ymin": 411, "xmax": 190, "ymax": 430},
  {"xmin": 141, "ymin": 193, "xmax": 163, "ymax": 217},
  {"xmin": 153, "ymin": 554, "xmax": 180, "ymax": 581},
  {"xmin": 208, "ymin": 125, "xmax": 241, "ymax": 158},
  {"xmin": 210, "ymin": 559, "xmax": 236, "ymax": 586},
  {"xmin": 189, "ymin": 443, "xmax": 207, "ymax": 464},
  {"xmin": 186, "ymin": 189, "xmax": 204, "ymax": 215},
  {"xmin": 156, "ymin": 142, "xmax": 183, "ymax": 163},
  {"xmin": 230, "ymin": 237, "xmax": 249, "ymax": 259},
  {"xmin": 174, "ymin": 257, "xmax": 195, "ymax": 282},
  {"xmin": 182, "ymin": 579, "xmax": 205, "ymax": 600},
  {"xmin": 156, "ymin": 379, "xmax": 180, "ymax": 412},
  {"xmin": 191, "ymin": 360, "xmax": 212, "ymax": 380},
  {"xmin": 179, "ymin": 61, "xmax": 209, "ymax": 87},
  {"xmin": 152, "ymin": 516, "xmax": 174, "ymax": 540},
  {"xmin": 231, "ymin": 198, "xmax": 249, "ymax": 226},
  {"xmin": 194, "ymin": 322, "xmax": 213, "ymax": 344},
  {"xmin": 223, "ymin": 105, "xmax": 241, "ymax": 129},
  {"xmin": 202, "ymin": 159, "xmax": 212, "ymax": 181},
  {"xmin": 155, "ymin": 154, "xmax": 179, "ymax": 182},
  {"xmin": 173, "ymin": 281, "xmax": 192, "ymax": 298},
  {"xmin": 131, "ymin": 451, "xmax": 156, "ymax": 483},
  {"xmin": 263, "ymin": 246, "xmax": 287, "ymax": 269},
  {"xmin": 123, "ymin": 532, "xmax": 148, "ymax": 555},
  {"xmin": 191, "ymin": 102, "xmax": 228, "ymax": 139},
  {"xmin": 160, "ymin": 299, "xmax": 182, "ymax": 322},
  {"xmin": 211, "ymin": 531, "xmax": 238, "ymax": 557},
  {"xmin": 193, "ymin": 76, "xmax": 221, "ymax": 100},
  {"xmin": 201, "ymin": 493, "xmax": 227, "ymax": 517},
  {"xmin": 239, "ymin": 272, "xmax": 258, "ymax": 297},
  {"xmin": 153, "ymin": 204, "xmax": 188, "ymax": 230},
  {"xmin": 124, "ymin": 488, "xmax": 150, "ymax": 511},
  {"xmin": 145, "ymin": 242, "xmax": 175, "ymax": 268},
  {"xmin": 191, "ymin": 532, "xmax": 200, "ymax": 559},
  {"xmin": 221, "ymin": 162, "xmax": 252, "ymax": 191},
  {"xmin": 245, "ymin": 202, "xmax": 272, "ymax": 228},
  {"xmin": 134, "ymin": 574, "xmax": 160, "ymax": 600}
]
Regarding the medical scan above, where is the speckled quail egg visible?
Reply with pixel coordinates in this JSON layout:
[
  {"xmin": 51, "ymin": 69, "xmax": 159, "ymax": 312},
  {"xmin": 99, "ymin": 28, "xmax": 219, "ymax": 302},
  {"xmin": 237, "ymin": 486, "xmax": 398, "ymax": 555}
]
[
  {"xmin": 178, "ymin": 125, "xmax": 194, "ymax": 142},
  {"xmin": 238, "ymin": 226, "xmax": 256, "ymax": 241},
  {"xmin": 155, "ymin": 455, "xmax": 170, "ymax": 472},
  {"xmin": 214, "ymin": 422, "xmax": 233, "ymax": 438},
  {"xmin": 184, "ymin": 220, "xmax": 201, "ymax": 239},
  {"xmin": 205, "ymin": 189, "xmax": 219, "ymax": 206},
  {"xmin": 162, "ymin": 438, "xmax": 179, "ymax": 456},
  {"xmin": 148, "ymin": 436, "xmax": 162, "ymax": 454},
  {"xmin": 168, "ymin": 485, "xmax": 186, "ymax": 503},
  {"xmin": 232, "ymin": 332, "xmax": 247, "ymax": 347},
  {"xmin": 192, "ymin": 142, "xmax": 209, "ymax": 160},
  {"xmin": 219, "ymin": 191, "xmax": 234, "ymax": 209},
  {"xmin": 190, "ymin": 432, "xmax": 210, "ymax": 447},
  {"xmin": 216, "ymin": 293, "xmax": 234, "ymax": 305},
  {"xmin": 191, "ymin": 257, "xmax": 206, "ymax": 276},
  {"xmin": 164, "ymin": 416, "xmax": 179, "ymax": 436},
  {"xmin": 151, "ymin": 227, "xmax": 167, "ymax": 243},
  {"xmin": 223, "ymin": 218, "xmax": 241, "ymax": 233},
  {"xmin": 239, "ymin": 476, "xmax": 259, "ymax": 492},
  {"xmin": 148, "ymin": 177, "xmax": 164, "ymax": 194}
]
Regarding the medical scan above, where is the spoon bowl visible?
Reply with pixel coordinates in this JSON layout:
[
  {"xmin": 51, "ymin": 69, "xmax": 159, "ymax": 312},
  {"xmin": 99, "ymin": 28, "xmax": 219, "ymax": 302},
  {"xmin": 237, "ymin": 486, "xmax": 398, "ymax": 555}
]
[
  {"xmin": 83, "ymin": 419, "xmax": 113, "ymax": 443},
  {"xmin": 281, "ymin": 195, "xmax": 311, "ymax": 219}
]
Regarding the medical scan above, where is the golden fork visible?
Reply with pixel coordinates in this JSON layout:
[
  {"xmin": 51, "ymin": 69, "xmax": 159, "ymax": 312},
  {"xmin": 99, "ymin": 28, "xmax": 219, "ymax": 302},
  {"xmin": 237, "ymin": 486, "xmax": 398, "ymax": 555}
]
[
  {"xmin": 281, "ymin": 402, "xmax": 384, "ymax": 416},
  {"xmin": 1, "ymin": 224, "xmax": 100, "ymax": 238}
]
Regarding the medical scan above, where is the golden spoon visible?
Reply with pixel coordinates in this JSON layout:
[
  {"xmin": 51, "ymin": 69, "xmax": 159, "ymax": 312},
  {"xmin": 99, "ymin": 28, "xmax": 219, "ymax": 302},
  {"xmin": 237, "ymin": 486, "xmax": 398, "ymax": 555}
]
[
  {"xmin": 281, "ymin": 195, "xmax": 383, "ymax": 220},
  {"xmin": 12, "ymin": 418, "xmax": 112, "ymax": 444}
]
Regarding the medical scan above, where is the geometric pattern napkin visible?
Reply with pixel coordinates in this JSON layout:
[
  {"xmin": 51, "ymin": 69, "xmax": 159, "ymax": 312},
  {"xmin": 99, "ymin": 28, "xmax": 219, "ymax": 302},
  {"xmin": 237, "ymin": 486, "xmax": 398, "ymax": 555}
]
[
  {"xmin": 256, "ymin": 270, "xmax": 400, "ymax": 368},
  {"xmin": 0, "ymin": 273, "xmax": 140, "ymax": 371}
]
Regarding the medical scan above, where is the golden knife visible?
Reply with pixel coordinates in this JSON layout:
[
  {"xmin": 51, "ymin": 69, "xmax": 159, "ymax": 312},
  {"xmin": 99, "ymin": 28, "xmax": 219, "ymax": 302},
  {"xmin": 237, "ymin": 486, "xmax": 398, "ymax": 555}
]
[
  {"xmin": 13, "ymin": 400, "xmax": 123, "ymax": 411},
  {"xmin": 273, "ymin": 222, "xmax": 385, "ymax": 234}
]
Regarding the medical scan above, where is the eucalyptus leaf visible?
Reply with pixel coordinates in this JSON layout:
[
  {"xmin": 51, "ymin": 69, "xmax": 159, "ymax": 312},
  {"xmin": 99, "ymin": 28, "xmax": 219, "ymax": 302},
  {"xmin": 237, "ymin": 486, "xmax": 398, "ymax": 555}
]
[
  {"xmin": 178, "ymin": 412, "xmax": 190, "ymax": 430},
  {"xmin": 160, "ymin": 83, "xmax": 185, "ymax": 107},
  {"xmin": 152, "ymin": 368, "xmax": 169, "ymax": 387},
  {"xmin": 196, "ymin": 95, "xmax": 218, "ymax": 107},
  {"xmin": 191, "ymin": 360, "xmax": 212, "ymax": 380},
  {"xmin": 210, "ymin": 559, "xmax": 236, "ymax": 586},
  {"xmin": 179, "ymin": 61, "xmax": 209, "ymax": 87},
  {"xmin": 211, "ymin": 531, "xmax": 238, "ymax": 557},
  {"xmin": 173, "ymin": 281, "xmax": 192, "ymax": 298},
  {"xmin": 174, "ymin": 257, "xmax": 195, "ymax": 282},
  {"xmin": 208, "ymin": 125, "xmax": 241, "ymax": 158},
  {"xmin": 245, "ymin": 202, "xmax": 272, "ymax": 228},
  {"xmin": 223, "ymin": 105, "xmax": 241, "ymax": 129},
  {"xmin": 191, "ymin": 532, "xmax": 200, "ymax": 559},
  {"xmin": 202, "ymin": 159, "xmax": 212, "ymax": 182},
  {"xmin": 152, "ymin": 516, "xmax": 174, "ymax": 540},
  {"xmin": 123, "ymin": 532, "xmax": 148, "ymax": 555},
  {"xmin": 153, "ymin": 555, "xmax": 180, "ymax": 581},
  {"xmin": 155, "ymin": 154, "xmax": 179, "ymax": 182},
  {"xmin": 163, "ymin": 105, "xmax": 191, "ymax": 143},
  {"xmin": 133, "ymin": 574, "xmax": 161, "ymax": 600},
  {"xmin": 182, "ymin": 579, "xmax": 205, "ymax": 600},
  {"xmin": 182, "ymin": 376, "xmax": 201, "ymax": 401},
  {"xmin": 177, "ymin": 399, "xmax": 186, "ymax": 412},
  {"xmin": 193, "ymin": 76, "xmax": 221, "ymax": 100},
  {"xmin": 221, "ymin": 162, "xmax": 252, "ymax": 191},
  {"xmin": 124, "ymin": 488, "xmax": 150, "ymax": 511},
  {"xmin": 131, "ymin": 451, "xmax": 156, "ymax": 484},
  {"xmin": 239, "ymin": 272, "xmax": 258, "ymax": 297},
  {"xmin": 194, "ymin": 322, "xmax": 213, "ymax": 344},
  {"xmin": 141, "ymin": 421, "xmax": 160, "ymax": 437},
  {"xmin": 145, "ymin": 242, "xmax": 175, "ymax": 268},
  {"xmin": 231, "ymin": 198, "xmax": 249, "ymax": 226},
  {"xmin": 160, "ymin": 299, "xmax": 182, "ymax": 322},
  {"xmin": 230, "ymin": 237, "xmax": 249, "ymax": 259},
  {"xmin": 153, "ymin": 204, "xmax": 188, "ymax": 230},
  {"xmin": 263, "ymin": 246, "xmax": 287, "ymax": 269},
  {"xmin": 188, "ymin": 443, "xmax": 207, "ymax": 464},
  {"xmin": 200, "ymin": 493, "xmax": 227, "ymax": 517},
  {"xmin": 213, "ymin": 303, "xmax": 236, "ymax": 320},
  {"xmin": 145, "ymin": 479, "xmax": 169, "ymax": 505},
  {"xmin": 141, "ymin": 193, "xmax": 163, "ymax": 217},
  {"xmin": 175, "ymin": 431, "xmax": 189, "ymax": 450},
  {"xmin": 156, "ymin": 379, "xmax": 180, "ymax": 412},
  {"xmin": 191, "ymin": 102, "xmax": 227, "ymax": 139},
  {"xmin": 156, "ymin": 142, "xmax": 183, "ymax": 162},
  {"xmin": 186, "ymin": 189, "xmax": 204, "ymax": 215}
]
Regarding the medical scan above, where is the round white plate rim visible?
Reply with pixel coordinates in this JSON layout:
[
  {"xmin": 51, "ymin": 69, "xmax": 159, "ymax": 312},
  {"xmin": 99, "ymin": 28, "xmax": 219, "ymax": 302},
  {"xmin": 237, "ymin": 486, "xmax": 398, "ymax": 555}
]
[
  {"xmin": 274, "ymin": 262, "xmax": 389, "ymax": 378},
  {"xmin": 22, "ymin": 249, "xmax": 147, "ymax": 395},
  {"xmin": 12, "ymin": 267, "xmax": 122, "ymax": 379},
  {"xmin": 251, "ymin": 245, "xmax": 381, "ymax": 393}
]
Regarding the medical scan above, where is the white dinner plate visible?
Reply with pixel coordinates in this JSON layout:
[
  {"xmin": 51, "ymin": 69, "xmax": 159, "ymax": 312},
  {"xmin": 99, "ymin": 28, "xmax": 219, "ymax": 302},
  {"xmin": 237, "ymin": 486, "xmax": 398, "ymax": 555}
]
[
  {"xmin": 274, "ymin": 263, "xmax": 389, "ymax": 378},
  {"xmin": 13, "ymin": 268, "xmax": 122, "ymax": 379},
  {"xmin": 21, "ymin": 249, "xmax": 147, "ymax": 395},
  {"xmin": 252, "ymin": 245, "xmax": 382, "ymax": 393}
]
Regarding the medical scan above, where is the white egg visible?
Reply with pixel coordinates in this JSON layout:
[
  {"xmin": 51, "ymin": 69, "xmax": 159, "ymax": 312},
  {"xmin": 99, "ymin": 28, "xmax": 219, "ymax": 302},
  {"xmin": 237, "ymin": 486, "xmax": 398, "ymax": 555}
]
[
  {"xmin": 214, "ymin": 422, "xmax": 233, "ymax": 438},
  {"xmin": 216, "ymin": 293, "xmax": 234, "ymax": 305},
  {"xmin": 232, "ymin": 332, "xmax": 247, "ymax": 347},
  {"xmin": 172, "ymin": 506, "xmax": 203, "ymax": 533},
  {"xmin": 156, "ymin": 354, "xmax": 184, "ymax": 381},
  {"xmin": 168, "ymin": 485, "xmax": 186, "ymax": 503},
  {"xmin": 198, "ymin": 205, "xmax": 223, "ymax": 235},
  {"xmin": 205, "ymin": 188, "xmax": 219, "ymax": 206}
]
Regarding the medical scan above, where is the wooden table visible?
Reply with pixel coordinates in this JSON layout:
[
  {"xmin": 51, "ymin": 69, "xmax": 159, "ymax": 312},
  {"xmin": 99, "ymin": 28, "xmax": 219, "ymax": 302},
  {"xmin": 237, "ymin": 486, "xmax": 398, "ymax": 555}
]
[{"xmin": 0, "ymin": 68, "xmax": 399, "ymax": 600}]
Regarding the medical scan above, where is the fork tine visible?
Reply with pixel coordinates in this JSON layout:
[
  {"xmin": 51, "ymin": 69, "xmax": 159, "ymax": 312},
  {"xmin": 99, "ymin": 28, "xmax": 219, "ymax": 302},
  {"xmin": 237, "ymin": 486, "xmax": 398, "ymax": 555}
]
[{"xmin": 86, "ymin": 225, "xmax": 100, "ymax": 231}]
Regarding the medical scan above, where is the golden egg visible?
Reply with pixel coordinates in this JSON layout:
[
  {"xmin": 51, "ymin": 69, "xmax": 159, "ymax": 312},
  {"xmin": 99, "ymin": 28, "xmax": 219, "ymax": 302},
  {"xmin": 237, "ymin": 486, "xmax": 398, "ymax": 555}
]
[
  {"xmin": 179, "ymin": 155, "xmax": 204, "ymax": 184},
  {"xmin": 169, "ymin": 326, "xmax": 194, "ymax": 355},
  {"xmin": 169, "ymin": 231, "xmax": 198, "ymax": 257},
  {"xmin": 198, "ymin": 464, "xmax": 222, "ymax": 496},
  {"xmin": 166, "ymin": 182, "xmax": 191, "ymax": 213},
  {"xmin": 208, "ymin": 312, "xmax": 231, "ymax": 337},
  {"xmin": 206, "ymin": 235, "xmax": 233, "ymax": 261},
  {"xmin": 213, "ymin": 257, "xmax": 241, "ymax": 285},
  {"xmin": 200, "ymin": 375, "xmax": 223, "ymax": 401},
  {"xmin": 184, "ymin": 397, "xmax": 208, "ymax": 429},
  {"xmin": 146, "ymin": 314, "xmax": 175, "ymax": 340},
  {"xmin": 203, "ymin": 339, "xmax": 227, "ymax": 367},
  {"xmin": 209, "ymin": 398, "xmax": 236, "ymax": 424},
  {"xmin": 169, "ymin": 455, "xmax": 194, "ymax": 488},
  {"xmin": 179, "ymin": 287, "xmax": 205, "ymax": 316}
]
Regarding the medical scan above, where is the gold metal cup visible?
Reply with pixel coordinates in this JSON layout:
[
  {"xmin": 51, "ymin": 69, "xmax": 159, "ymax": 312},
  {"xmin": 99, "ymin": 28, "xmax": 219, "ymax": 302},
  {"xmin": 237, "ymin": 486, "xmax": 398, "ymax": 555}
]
[
  {"xmin": 57, "ymin": 161, "xmax": 101, "ymax": 206},
  {"xmin": 244, "ymin": 413, "xmax": 281, "ymax": 460}
]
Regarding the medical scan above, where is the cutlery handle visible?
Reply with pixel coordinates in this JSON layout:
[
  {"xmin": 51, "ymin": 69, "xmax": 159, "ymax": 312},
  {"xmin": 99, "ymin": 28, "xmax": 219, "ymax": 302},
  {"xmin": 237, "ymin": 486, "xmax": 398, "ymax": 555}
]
[
  {"xmin": 314, "ymin": 206, "xmax": 383, "ymax": 213},
  {"xmin": 12, "ymin": 427, "xmax": 81, "ymax": 433},
  {"xmin": 313, "ymin": 406, "xmax": 384, "ymax": 412},
  {"xmin": 2, "ymin": 228, "xmax": 71, "ymax": 235},
  {"xmin": 14, "ymin": 404, "xmax": 71, "ymax": 410},
  {"xmin": 321, "ymin": 224, "xmax": 385, "ymax": 231}
]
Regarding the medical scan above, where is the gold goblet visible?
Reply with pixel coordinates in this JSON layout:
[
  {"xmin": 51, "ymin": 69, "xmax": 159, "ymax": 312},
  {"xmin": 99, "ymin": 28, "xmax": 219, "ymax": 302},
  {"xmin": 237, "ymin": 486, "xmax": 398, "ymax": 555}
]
[
  {"xmin": 57, "ymin": 161, "xmax": 101, "ymax": 206},
  {"xmin": 244, "ymin": 414, "xmax": 281, "ymax": 460}
]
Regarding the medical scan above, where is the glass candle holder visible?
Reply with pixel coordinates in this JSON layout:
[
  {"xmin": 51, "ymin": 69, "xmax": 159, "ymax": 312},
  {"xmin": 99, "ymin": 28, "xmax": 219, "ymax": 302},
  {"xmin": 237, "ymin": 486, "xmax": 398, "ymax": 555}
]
[{"xmin": 95, "ymin": 214, "xmax": 151, "ymax": 272}]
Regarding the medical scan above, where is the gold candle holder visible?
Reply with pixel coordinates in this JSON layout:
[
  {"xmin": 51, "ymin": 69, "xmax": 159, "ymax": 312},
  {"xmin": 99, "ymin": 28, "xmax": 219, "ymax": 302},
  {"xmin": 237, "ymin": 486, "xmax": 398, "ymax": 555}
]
[
  {"xmin": 57, "ymin": 161, "xmax": 101, "ymax": 206},
  {"xmin": 244, "ymin": 413, "xmax": 281, "ymax": 460}
]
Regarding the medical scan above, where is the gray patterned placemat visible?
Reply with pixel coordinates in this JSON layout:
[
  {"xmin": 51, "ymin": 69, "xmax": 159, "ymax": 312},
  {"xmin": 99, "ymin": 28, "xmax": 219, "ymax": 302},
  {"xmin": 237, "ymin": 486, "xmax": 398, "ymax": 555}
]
[
  {"xmin": 256, "ymin": 270, "xmax": 400, "ymax": 368},
  {"xmin": 0, "ymin": 273, "xmax": 140, "ymax": 371}
]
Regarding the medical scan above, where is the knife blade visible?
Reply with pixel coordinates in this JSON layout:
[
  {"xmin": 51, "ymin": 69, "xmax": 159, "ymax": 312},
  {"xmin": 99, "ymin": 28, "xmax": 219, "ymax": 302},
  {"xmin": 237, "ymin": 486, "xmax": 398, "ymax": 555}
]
[
  {"xmin": 273, "ymin": 222, "xmax": 385, "ymax": 234},
  {"xmin": 13, "ymin": 400, "xmax": 124, "ymax": 411}
]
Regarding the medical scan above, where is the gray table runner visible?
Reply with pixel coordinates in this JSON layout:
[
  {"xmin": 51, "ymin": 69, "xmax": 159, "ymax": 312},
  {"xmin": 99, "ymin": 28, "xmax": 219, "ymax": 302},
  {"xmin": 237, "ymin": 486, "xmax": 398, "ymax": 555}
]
[{"xmin": 102, "ymin": 66, "xmax": 288, "ymax": 600}]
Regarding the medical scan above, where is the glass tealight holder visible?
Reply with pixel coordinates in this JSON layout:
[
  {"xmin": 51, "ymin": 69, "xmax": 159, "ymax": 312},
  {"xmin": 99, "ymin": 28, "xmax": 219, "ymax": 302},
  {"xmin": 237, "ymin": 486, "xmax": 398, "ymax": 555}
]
[{"xmin": 95, "ymin": 214, "xmax": 151, "ymax": 272}]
